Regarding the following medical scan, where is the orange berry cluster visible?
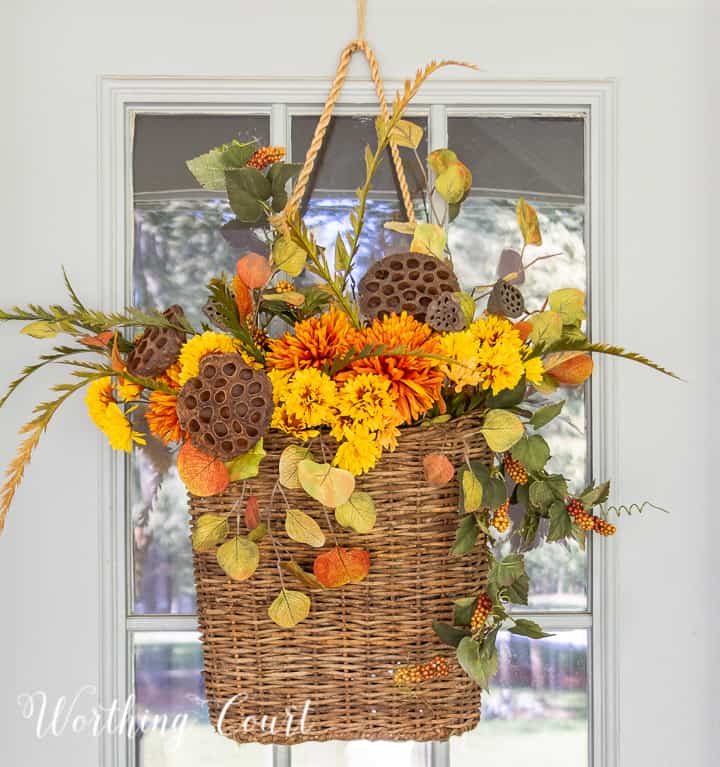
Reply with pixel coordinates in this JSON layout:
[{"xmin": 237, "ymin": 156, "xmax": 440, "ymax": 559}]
[
  {"xmin": 566, "ymin": 497, "xmax": 617, "ymax": 536},
  {"xmin": 275, "ymin": 279, "xmax": 294, "ymax": 293},
  {"xmin": 470, "ymin": 593, "xmax": 493, "ymax": 633},
  {"xmin": 593, "ymin": 516, "xmax": 616, "ymax": 536},
  {"xmin": 491, "ymin": 499, "xmax": 511, "ymax": 533},
  {"xmin": 394, "ymin": 655, "xmax": 450, "ymax": 685},
  {"xmin": 504, "ymin": 452, "xmax": 528, "ymax": 484},
  {"xmin": 250, "ymin": 324, "xmax": 269, "ymax": 349},
  {"xmin": 247, "ymin": 146, "xmax": 286, "ymax": 170}
]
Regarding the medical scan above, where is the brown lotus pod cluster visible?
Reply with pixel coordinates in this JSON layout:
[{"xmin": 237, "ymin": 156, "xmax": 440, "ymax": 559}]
[
  {"xmin": 126, "ymin": 305, "xmax": 187, "ymax": 377},
  {"xmin": 425, "ymin": 292, "xmax": 466, "ymax": 332},
  {"xmin": 487, "ymin": 279, "xmax": 525, "ymax": 319},
  {"xmin": 358, "ymin": 252, "xmax": 460, "ymax": 323},
  {"xmin": 202, "ymin": 297, "xmax": 232, "ymax": 333},
  {"xmin": 176, "ymin": 353, "xmax": 273, "ymax": 460}
]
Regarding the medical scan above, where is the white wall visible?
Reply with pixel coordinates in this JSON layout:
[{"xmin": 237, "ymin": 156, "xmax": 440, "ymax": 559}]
[{"xmin": 1, "ymin": 1, "xmax": 716, "ymax": 765}]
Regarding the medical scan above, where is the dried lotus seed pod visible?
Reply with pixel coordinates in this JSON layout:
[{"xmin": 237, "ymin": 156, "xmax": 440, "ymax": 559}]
[
  {"xmin": 486, "ymin": 279, "xmax": 525, "ymax": 319},
  {"xmin": 126, "ymin": 305, "xmax": 187, "ymax": 377},
  {"xmin": 358, "ymin": 251, "xmax": 460, "ymax": 323},
  {"xmin": 425, "ymin": 293, "xmax": 466, "ymax": 333},
  {"xmin": 202, "ymin": 297, "xmax": 232, "ymax": 333},
  {"xmin": 176, "ymin": 353, "xmax": 273, "ymax": 461}
]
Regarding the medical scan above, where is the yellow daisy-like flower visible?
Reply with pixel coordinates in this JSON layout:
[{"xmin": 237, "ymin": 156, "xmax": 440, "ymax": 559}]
[
  {"xmin": 336, "ymin": 373, "xmax": 397, "ymax": 432},
  {"xmin": 333, "ymin": 425, "xmax": 383, "ymax": 476},
  {"xmin": 284, "ymin": 368, "xmax": 338, "ymax": 428},
  {"xmin": 86, "ymin": 378, "xmax": 115, "ymax": 429},
  {"xmin": 439, "ymin": 330, "xmax": 483, "ymax": 392},
  {"xmin": 523, "ymin": 356, "xmax": 545, "ymax": 386},
  {"xmin": 100, "ymin": 403, "xmax": 147, "ymax": 452},
  {"xmin": 116, "ymin": 369, "xmax": 144, "ymax": 403},
  {"xmin": 177, "ymin": 331, "xmax": 242, "ymax": 385},
  {"xmin": 477, "ymin": 339, "xmax": 526, "ymax": 395},
  {"xmin": 270, "ymin": 403, "xmax": 319, "ymax": 441},
  {"xmin": 471, "ymin": 315, "xmax": 523, "ymax": 349}
]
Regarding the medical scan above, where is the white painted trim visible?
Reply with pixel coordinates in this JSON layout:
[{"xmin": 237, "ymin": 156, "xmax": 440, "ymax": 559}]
[{"xmin": 98, "ymin": 75, "xmax": 617, "ymax": 767}]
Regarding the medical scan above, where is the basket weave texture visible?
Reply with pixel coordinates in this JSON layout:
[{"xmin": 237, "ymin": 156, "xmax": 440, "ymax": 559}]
[{"xmin": 189, "ymin": 414, "xmax": 492, "ymax": 744}]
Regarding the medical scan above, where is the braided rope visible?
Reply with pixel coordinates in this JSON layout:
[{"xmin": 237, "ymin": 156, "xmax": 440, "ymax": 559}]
[{"xmin": 277, "ymin": 38, "xmax": 416, "ymax": 227}]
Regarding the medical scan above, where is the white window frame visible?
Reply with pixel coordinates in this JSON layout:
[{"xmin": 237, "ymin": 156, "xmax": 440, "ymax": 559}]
[{"xmin": 98, "ymin": 75, "xmax": 617, "ymax": 767}]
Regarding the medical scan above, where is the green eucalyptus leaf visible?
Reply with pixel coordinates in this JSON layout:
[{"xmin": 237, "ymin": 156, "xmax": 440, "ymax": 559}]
[
  {"xmin": 529, "ymin": 400, "xmax": 566, "ymax": 429},
  {"xmin": 509, "ymin": 618, "xmax": 553, "ymax": 639},
  {"xmin": 432, "ymin": 620, "xmax": 471, "ymax": 648},
  {"xmin": 547, "ymin": 500, "xmax": 572, "ymax": 542},
  {"xmin": 451, "ymin": 514, "xmax": 479, "ymax": 555},
  {"xmin": 453, "ymin": 596, "xmax": 478, "ymax": 626}
]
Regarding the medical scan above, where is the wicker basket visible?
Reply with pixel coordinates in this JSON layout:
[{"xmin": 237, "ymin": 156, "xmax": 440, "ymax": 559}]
[{"xmin": 189, "ymin": 414, "xmax": 492, "ymax": 744}]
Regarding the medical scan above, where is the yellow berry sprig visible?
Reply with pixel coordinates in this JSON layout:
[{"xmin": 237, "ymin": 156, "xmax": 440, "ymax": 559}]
[{"xmin": 393, "ymin": 655, "xmax": 451, "ymax": 686}]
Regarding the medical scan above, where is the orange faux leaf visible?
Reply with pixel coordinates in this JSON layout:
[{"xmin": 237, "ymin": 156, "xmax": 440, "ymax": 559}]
[
  {"xmin": 514, "ymin": 320, "xmax": 533, "ymax": 342},
  {"xmin": 80, "ymin": 330, "xmax": 115, "ymax": 349},
  {"xmin": 313, "ymin": 546, "xmax": 370, "ymax": 588},
  {"xmin": 236, "ymin": 252, "xmax": 272, "ymax": 289},
  {"xmin": 544, "ymin": 352, "xmax": 594, "ymax": 386},
  {"xmin": 177, "ymin": 442, "xmax": 230, "ymax": 497},
  {"xmin": 110, "ymin": 333, "xmax": 124, "ymax": 372},
  {"xmin": 423, "ymin": 453, "xmax": 455, "ymax": 487},
  {"xmin": 245, "ymin": 495, "xmax": 260, "ymax": 530},
  {"xmin": 233, "ymin": 274, "xmax": 253, "ymax": 321}
]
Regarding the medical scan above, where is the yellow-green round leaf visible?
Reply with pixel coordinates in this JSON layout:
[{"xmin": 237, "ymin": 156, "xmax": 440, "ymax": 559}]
[
  {"xmin": 435, "ymin": 164, "xmax": 468, "ymax": 204},
  {"xmin": 529, "ymin": 311, "xmax": 563, "ymax": 347},
  {"xmin": 272, "ymin": 236, "xmax": 307, "ymax": 277},
  {"xmin": 285, "ymin": 508, "xmax": 326, "ymax": 548},
  {"xmin": 297, "ymin": 459, "xmax": 355, "ymax": 508},
  {"xmin": 268, "ymin": 588, "xmax": 311, "ymax": 629},
  {"xmin": 455, "ymin": 292, "xmax": 476, "ymax": 326},
  {"xmin": 216, "ymin": 536, "xmax": 260, "ymax": 581},
  {"xmin": 516, "ymin": 198, "xmax": 542, "ymax": 246},
  {"xmin": 480, "ymin": 409, "xmax": 525, "ymax": 453},
  {"xmin": 427, "ymin": 148, "xmax": 458, "ymax": 175},
  {"xmin": 410, "ymin": 223, "xmax": 447, "ymax": 259},
  {"xmin": 461, "ymin": 470, "xmax": 483, "ymax": 513},
  {"xmin": 334, "ymin": 491, "xmax": 377, "ymax": 534},
  {"xmin": 21, "ymin": 320, "xmax": 59, "ymax": 339},
  {"xmin": 387, "ymin": 119, "xmax": 424, "ymax": 149},
  {"xmin": 192, "ymin": 514, "xmax": 229, "ymax": 551},
  {"xmin": 548, "ymin": 288, "xmax": 587, "ymax": 325},
  {"xmin": 279, "ymin": 445, "xmax": 312, "ymax": 489},
  {"xmin": 226, "ymin": 439, "xmax": 266, "ymax": 481}
]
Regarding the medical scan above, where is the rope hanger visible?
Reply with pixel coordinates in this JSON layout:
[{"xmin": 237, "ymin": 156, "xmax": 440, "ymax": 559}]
[{"xmin": 276, "ymin": 0, "xmax": 416, "ymax": 227}]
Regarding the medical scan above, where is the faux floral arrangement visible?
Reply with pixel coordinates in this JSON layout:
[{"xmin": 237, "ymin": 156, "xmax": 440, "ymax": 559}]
[{"xmin": 0, "ymin": 61, "xmax": 674, "ymax": 691}]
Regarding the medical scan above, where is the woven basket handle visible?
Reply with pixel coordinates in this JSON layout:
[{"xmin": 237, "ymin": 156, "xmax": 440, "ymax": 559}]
[{"xmin": 277, "ymin": 38, "xmax": 417, "ymax": 227}]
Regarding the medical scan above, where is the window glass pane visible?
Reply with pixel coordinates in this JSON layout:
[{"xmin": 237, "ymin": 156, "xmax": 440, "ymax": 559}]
[
  {"xmin": 450, "ymin": 630, "xmax": 588, "ymax": 767},
  {"xmin": 131, "ymin": 115, "xmax": 269, "ymax": 614},
  {"xmin": 448, "ymin": 117, "xmax": 588, "ymax": 611},
  {"xmin": 291, "ymin": 115, "xmax": 427, "ymax": 288},
  {"xmin": 133, "ymin": 632, "xmax": 273, "ymax": 767},
  {"xmin": 292, "ymin": 741, "xmax": 427, "ymax": 767}
]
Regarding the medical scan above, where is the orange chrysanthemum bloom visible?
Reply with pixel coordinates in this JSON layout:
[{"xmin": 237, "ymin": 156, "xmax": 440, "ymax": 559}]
[
  {"xmin": 145, "ymin": 362, "xmax": 185, "ymax": 446},
  {"xmin": 339, "ymin": 312, "xmax": 445, "ymax": 424},
  {"xmin": 265, "ymin": 308, "xmax": 353, "ymax": 373}
]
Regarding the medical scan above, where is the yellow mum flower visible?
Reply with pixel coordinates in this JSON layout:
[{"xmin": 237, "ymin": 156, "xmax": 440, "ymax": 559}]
[
  {"xmin": 284, "ymin": 368, "xmax": 338, "ymax": 428},
  {"xmin": 270, "ymin": 403, "xmax": 319, "ymax": 441},
  {"xmin": 86, "ymin": 378, "xmax": 115, "ymax": 429},
  {"xmin": 439, "ymin": 331, "xmax": 483, "ymax": 392},
  {"xmin": 471, "ymin": 315, "xmax": 523, "ymax": 349},
  {"xmin": 100, "ymin": 403, "xmax": 147, "ymax": 452},
  {"xmin": 333, "ymin": 425, "xmax": 382, "ymax": 476},
  {"xmin": 177, "ymin": 331, "xmax": 242, "ymax": 385},
  {"xmin": 523, "ymin": 356, "xmax": 545, "ymax": 386},
  {"xmin": 336, "ymin": 373, "xmax": 397, "ymax": 432},
  {"xmin": 267, "ymin": 368, "xmax": 292, "ymax": 405},
  {"xmin": 377, "ymin": 410, "xmax": 404, "ymax": 452},
  {"xmin": 477, "ymin": 339, "xmax": 525, "ymax": 395}
]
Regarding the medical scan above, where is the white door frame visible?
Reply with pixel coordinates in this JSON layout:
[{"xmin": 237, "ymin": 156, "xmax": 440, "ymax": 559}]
[{"xmin": 97, "ymin": 74, "xmax": 617, "ymax": 767}]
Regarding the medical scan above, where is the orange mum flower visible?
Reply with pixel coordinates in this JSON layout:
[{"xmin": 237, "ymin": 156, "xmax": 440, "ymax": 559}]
[
  {"xmin": 145, "ymin": 362, "xmax": 185, "ymax": 445},
  {"xmin": 266, "ymin": 308, "xmax": 353, "ymax": 373},
  {"xmin": 339, "ymin": 312, "xmax": 445, "ymax": 424}
]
